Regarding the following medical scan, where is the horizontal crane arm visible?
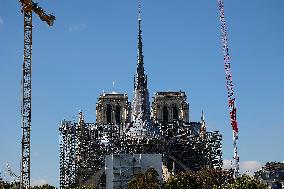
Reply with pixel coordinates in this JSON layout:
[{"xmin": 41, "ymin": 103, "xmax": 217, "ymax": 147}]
[
  {"xmin": 19, "ymin": 0, "xmax": 56, "ymax": 26},
  {"xmin": 32, "ymin": 2, "xmax": 55, "ymax": 26}
]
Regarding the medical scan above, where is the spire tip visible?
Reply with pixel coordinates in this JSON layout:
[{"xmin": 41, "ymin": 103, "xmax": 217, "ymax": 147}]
[{"xmin": 138, "ymin": 1, "xmax": 141, "ymax": 21}]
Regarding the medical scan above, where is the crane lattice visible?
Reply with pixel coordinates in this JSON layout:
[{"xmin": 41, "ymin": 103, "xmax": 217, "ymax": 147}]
[
  {"xmin": 218, "ymin": 0, "xmax": 239, "ymax": 177},
  {"xmin": 18, "ymin": 0, "xmax": 55, "ymax": 188}
]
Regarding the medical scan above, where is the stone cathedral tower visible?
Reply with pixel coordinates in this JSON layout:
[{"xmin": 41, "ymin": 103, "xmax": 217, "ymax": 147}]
[
  {"xmin": 96, "ymin": 93, "xmax": 131, "ymax": 125},
  {"xmin": 152, "ymin": 91, "xmax": 189, "ymax": 123}
]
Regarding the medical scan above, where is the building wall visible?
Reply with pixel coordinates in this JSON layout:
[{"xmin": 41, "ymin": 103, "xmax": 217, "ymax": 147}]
[
  {"xmin": 152, "ymin": 91, "xmax": 189, "ymax": 123},
  {"xmin": 96, "ymin": 93, "xmax": 131, "ymax": 125},
  {"xmin": 105, "ymin": 154, "xmax": 162, "ymax": 189}
]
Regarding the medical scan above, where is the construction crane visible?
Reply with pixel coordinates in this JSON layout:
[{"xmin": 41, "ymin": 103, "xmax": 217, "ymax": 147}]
[
  {"xmin": 217, "ymin": 0, "xmax": 239, "ymax": 177},
  {"xmin": 18, "ymin": 0, "xmax": 55, "ymax": 188}
]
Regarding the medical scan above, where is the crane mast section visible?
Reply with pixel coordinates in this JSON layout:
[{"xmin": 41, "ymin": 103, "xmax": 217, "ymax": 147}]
[
  {"xmin": 21, "ymin": 8, "xmax": 32, "ymax": 188},
  {"xmin": 218, "ymin": 0, "xmax": 238, "ymax": 134},
  {"xmin": 19, "ymin": 0, "xmax": 55, "ymax": 188},
  {"xmin": 218, "ymin": 0, "xmax": 239, "ymax": 177}
]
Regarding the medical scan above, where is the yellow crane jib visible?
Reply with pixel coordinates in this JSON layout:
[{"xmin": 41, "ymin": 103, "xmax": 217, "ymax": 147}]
[{"xmin": 19, "ymin": 0, "xmax": 56, "ymax": 26}]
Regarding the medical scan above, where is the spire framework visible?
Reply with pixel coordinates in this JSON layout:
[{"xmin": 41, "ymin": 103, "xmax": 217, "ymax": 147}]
[
  {"xmin": 131, "ymin": 2, "xmax": 150, "ymax": 129},
  {"xmin": 135, "ymin": 2, "xmax": 146, "ymax": 90}
]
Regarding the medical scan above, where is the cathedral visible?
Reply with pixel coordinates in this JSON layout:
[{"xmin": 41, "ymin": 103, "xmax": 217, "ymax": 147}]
[
  {"xmin": 59, "ymin": 4, "xmax": 222, "ymax": 189},
  {"xmin": 95, "ymin": 12, "xmax": 192, "ymax": 138}
]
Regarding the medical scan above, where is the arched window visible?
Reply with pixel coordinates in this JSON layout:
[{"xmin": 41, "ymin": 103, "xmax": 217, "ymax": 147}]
[
  {"xmin": 115, "ymin": 106, "xmax": 121, "ymax": 124},
  {"xmin": 106, "ymin": 104, "xmax": 112, "ymax": 124},
  {"xmin": 163, "ymin": 106, "xmax": 168, "ymax": 122},
  {"xmin": 173, "ymin": 106, "xmax": 179, "ymax": 120}
]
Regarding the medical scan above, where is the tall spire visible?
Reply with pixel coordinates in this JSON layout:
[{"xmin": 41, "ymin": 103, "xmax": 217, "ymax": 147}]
[
  {"xmin": 131, "ymin": 1, "xmax": 150, "ymax": 129},
  {"xmin": 135, "ymin": 1, "xmax": 146, "ymax": 90}
]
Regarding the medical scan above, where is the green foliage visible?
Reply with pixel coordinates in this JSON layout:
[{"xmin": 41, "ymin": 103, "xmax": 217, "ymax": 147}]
[
  {"xmin": 31, "ymin": 184, "xmax": 57, "ymax": 189},
  {"xmin": 0, "ymin": 181, "xmax": 12, "ymax": 189},
  {"xmin": 128, "ymin": 168, "xmax": 162, "ymax": 189},
  {"xmin": 0, "ymin": 182, "xmax": 57, "ymax": 189},
  {"xmin": 0, "ymin": 181, "xmax": 20, "ymax": 189},
  {"xmin": 69, "ymin": 184, "xmax": 96, "ymax": 189},
  {"xmin": 163, "ymin": 171, "xmax": 201, "ymax": 189},
  {"xmin": 129, "ymin": 168, "xmax": 268, "ymax": 189},
  {"xmin": 0, "ymin": 169, "xmax": 267, "ymax": 189},
  {"xmin": 222, "ymin": 175, "xmax": 267, "ymax": 189},
  {"xmin": 194, "ymin": 168, "xmax": 232, "ymax": 189},
  {"xmin": 164, "ymin": 168, "xmax": 233, "ymax": 189}
]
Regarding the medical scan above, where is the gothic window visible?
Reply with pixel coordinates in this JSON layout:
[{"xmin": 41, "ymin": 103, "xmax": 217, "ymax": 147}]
[
  {"xmin": 106, "ymin": 104, "xmax": 112, "ymax": 124},
  {"xmin": 115, "ymin": 106, "xmax": 121, "ymax": 124},
  {"xmin": 163, "ymin": 106, "xmax": 168, "ymax": 122},
  {"xmin": 173, "ymin": 106, "xmax": 179, "ymax": 120}
]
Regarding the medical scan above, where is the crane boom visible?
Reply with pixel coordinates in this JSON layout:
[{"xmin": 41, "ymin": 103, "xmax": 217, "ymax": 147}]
[
  {"xmin": 218, "ymin": 0, "xmax": 239, "ymax": 177},
  {"xmin": 19, "ymin": 0, "xmax": 55, "ymax": 188},
  {"xmin": 19, "ymin": 0, "xmax": 55, "ymax": 26}
]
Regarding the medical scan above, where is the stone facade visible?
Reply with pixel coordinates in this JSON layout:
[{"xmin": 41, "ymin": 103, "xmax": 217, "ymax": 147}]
[
  {"xmin": 95, "ymin": 91, "xmax": 192, "ymax": 126},
  {"xmin": 96, "ymin": 92, "xmax": 130, "ymax": 125},
  {"xmin": 152, "ymin": 91, "xmax": 189, "ymax": 123}
]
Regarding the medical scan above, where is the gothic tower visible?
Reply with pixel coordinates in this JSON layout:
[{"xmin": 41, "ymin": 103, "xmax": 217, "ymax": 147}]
[
  {"xmin": 131, "ymin": 4, "xmax": 150, "ymax": 124},
  {"xmin": 152, "ymin": 91, "xmax": 189, "ymax": 123},
  {"xmin": 96, "ymin": 92, "xmax": 130, "ymax": 125}
]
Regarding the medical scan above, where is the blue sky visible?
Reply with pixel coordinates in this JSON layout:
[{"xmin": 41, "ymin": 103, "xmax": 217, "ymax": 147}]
[{"xmin": 0, "ymin": 0, "xmax": 283, "ymax": 187}]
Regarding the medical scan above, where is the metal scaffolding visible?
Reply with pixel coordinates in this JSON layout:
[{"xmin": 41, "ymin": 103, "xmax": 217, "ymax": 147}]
[{"xmin": 59, "ymin": 114, "xmax": 222, "ymax": 188}]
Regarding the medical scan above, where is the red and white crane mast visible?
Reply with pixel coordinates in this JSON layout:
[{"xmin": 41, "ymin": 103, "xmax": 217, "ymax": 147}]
[{"xmin": 218, "ymin": 0, "xmax": 239, "ymax": 177}]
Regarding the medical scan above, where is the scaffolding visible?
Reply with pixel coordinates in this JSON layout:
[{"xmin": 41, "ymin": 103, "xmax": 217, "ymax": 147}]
[
  {"xmin": 59, "ymin": 114, "xmax": 222, "ymax": 188},
  {"xmin": 59, "ymin": 118, "xmax": 100, "ymax": 187}
]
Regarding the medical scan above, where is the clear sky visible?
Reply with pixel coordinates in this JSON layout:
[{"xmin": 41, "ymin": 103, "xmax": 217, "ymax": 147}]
[{"xmin": 0, "ymin": 0, "xmax": 283, "ymax": 187}]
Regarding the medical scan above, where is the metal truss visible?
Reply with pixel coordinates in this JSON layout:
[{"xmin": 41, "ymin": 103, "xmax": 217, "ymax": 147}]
[
  {"xmin": 59, "ymin": 117, "xmax": 223, "ymax": 188},
  {"xmin": 21, "ymin": 9, "xmax": 32, "ymax": 188}
]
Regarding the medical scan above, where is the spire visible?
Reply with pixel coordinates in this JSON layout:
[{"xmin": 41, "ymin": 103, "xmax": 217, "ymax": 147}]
[
  {"xmin": 200, "ymin": 110, "xmax": 207, "ymax": 138},
  {"xmin": 78, "ymin": 110, "xmax": 85, "ymax": 129},
  {"xmin": 131, "ymin": 1, "xmax": 150, "ymax": 128},
  {"xmin": 78, "ymin": 111, "xmax": 84, "ymax": 123},
  {"xmin": 201, "ymin": 110, "xmax": 205, "ymax": 122},
  {"xmin": 135, "ymin": 1, "xmax": 146, "ymax": 90}
]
